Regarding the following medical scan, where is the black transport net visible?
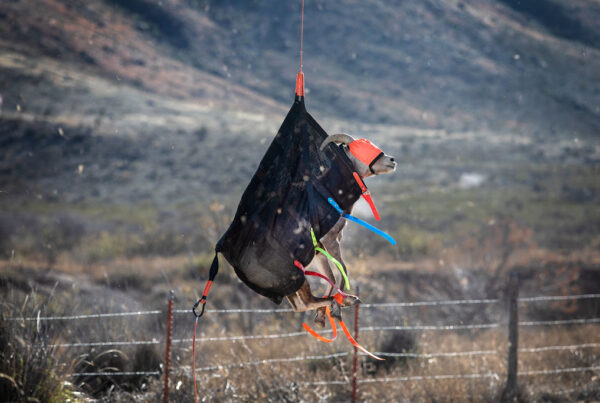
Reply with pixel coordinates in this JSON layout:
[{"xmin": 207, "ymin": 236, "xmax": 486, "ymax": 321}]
[{"xmin": 208, "ymin": 97, "xmax": 361, "ymax": 304}]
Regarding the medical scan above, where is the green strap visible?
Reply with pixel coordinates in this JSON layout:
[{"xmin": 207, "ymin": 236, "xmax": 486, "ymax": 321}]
[{"xmin": 310, "ymin": 228, "xmax": 350, "ymax": 290}]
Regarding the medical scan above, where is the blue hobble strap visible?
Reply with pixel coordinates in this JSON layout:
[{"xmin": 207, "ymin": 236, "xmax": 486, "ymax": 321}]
[{"xmin": 328, "ymin": 198, "xmax": 396, "ymax": 245}]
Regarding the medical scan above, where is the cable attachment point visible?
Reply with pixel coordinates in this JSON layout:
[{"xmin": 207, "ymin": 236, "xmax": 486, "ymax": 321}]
[
  {"xmin": 295, "ymin": 71, "xmax": 305, "ymax": 99},
  {"xmin": 192, "ymin": 297, "xmax": 207, "ymax": 318}
]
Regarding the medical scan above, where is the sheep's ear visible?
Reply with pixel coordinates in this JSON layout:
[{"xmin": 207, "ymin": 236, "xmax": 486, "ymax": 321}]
[{"xmin": 320, "ymin": 133, "xmax": 355, "ymax": 151}]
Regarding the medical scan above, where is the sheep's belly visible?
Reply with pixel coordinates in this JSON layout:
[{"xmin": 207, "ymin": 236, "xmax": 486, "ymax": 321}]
[{"xmin": 228, "ymin": 244, "xmax": 305, "ymax": 304}]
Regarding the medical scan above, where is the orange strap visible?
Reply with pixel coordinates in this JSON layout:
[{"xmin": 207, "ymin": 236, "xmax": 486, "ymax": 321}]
[
  {"xmin": 303, "ymin": 304, "xmax": 385, "ymax": 361},
  {"xmin": 353, "ymin": 172, "xmax": 380, "ymax": 221},
  {"xmin": 302, "ymin": 306, "xmax": 337, "ymax": 342},
  {"xmin": 339, "ymin": 319, "xmax": 384, "ymax": 360},
  {"xmin": 201, "ymin": 280, "xmax": 213, "ymax": 298},
  {"xmin": 296, "ymin": 71, "xmax": 305, "ymax": 97}
]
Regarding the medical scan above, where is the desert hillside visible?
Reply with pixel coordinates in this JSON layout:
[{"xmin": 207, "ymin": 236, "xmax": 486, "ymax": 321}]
[{"xmin": 0, "ymin": 1, "xmax": 599, "ymax": 401}]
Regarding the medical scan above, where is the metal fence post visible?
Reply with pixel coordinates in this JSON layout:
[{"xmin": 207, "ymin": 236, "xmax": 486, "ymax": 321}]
[
  {"xmin": 501, "ymin": 273, "xmax": 519, "ymax": 402},
  {"xmin": 351, "ymin": 285, "xmax": 360, "ymax": 403},
  {"xmin": 163, "ymin": 290, "xmax": 174, "ymax": 403}
]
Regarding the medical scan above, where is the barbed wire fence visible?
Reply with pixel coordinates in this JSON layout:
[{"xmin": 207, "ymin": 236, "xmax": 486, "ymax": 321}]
[{"xmin": 10, "ymin": 279, "xmax": 600, "ymax": 401}]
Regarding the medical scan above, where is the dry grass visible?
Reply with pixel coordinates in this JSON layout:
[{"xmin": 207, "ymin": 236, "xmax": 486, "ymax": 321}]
[
  {"xmin": 152, "ymin": 323, "xmax": 598, "ymax": 402},
  {"xmin": 0, "ymin": 233, "xmax": 598, "ymax": 401},
  {"xmin": 0, "ymin": 298, "xmax": 82, "ymax": 402}
]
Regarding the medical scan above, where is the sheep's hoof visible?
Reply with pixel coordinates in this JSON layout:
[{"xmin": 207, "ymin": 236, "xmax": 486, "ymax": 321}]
[
  {"xmin": 329, "ymin": 300, "xmax": 342, "ymax": 321},
  {"xmin": 342, "ymin": 294, "xmax": 361, "ymax": 307},
  {"xmin": 314, "ymin": 308, "xmax": 327, "ymax": 327}
]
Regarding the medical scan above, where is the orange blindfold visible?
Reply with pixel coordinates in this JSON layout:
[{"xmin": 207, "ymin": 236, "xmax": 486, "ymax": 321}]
[{"xmin": 348, "ymin": 139, "xmax": 384, "ymax": 172}]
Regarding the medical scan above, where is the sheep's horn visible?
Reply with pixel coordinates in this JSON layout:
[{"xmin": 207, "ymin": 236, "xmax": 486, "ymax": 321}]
[{"xmin": 320, "ymin": 133, "xmax": 355, "ymax": 151}]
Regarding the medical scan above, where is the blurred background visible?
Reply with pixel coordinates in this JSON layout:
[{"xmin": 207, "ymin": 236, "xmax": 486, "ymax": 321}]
[{"xmin": 0, "ymin": 0, "xmax": 598, "ymax": 401}]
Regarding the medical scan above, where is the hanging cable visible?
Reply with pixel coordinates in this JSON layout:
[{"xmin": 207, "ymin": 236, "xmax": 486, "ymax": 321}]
[
  {"xmin": 295, "ymin": 0, "xmax": 305, "ymax": 99},
  {"xmin": 300, "ymin": 0, "xmax": 304, "ymax": 71}
]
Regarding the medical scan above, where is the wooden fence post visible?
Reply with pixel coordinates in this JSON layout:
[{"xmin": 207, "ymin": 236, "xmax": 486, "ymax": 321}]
[
  {"xmin": 163, "ymin": 290, "xmax": 174, "ymax": 403},
  {"xmin": 351, "ymin": 285, "xmax": 360, "ymax": 403},
  {"xmin": 501, "ymin": 273, "xmax": 519, "ymax": 402}
]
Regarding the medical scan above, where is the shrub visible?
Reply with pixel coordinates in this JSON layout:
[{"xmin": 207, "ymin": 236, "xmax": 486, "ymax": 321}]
[{"xmin": 0, "ymin": 301, "xmax": 78, "ymax": 402}]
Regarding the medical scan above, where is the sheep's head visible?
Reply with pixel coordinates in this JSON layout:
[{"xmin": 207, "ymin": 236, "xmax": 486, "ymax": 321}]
[{"xmin": 320, "ymin": 133, "xmax": 396, "ymax": 178}]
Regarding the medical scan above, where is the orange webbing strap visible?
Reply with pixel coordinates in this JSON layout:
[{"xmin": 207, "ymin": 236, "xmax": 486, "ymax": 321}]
[
  {"xmin": 192, "ymin": 253, "xmax": 219, "ymax": 318},
  {"xmin": 339, "ymin": 318, "xmax": 384, "ymax": 361},
  {"xmin": 295, "ymin": 71, "xmax": 305, "ymax": 98},
  {"xmin": 302, "ymin": 306, "xmax": 337, "ymax": 342},
  {"xmin": 201, "ymin": 280, "xmax": 213, "ymax": 299},
  {"xmin": 303, "ymin": 307, "xmax": 384, "ymax": 360},
  {"xmin": 353, "ymin": 172, "xmax": 380, "ymax": 221},
  {"xmin": 191, "ymin": 252, "xmax": 219, "ymax": 401}
]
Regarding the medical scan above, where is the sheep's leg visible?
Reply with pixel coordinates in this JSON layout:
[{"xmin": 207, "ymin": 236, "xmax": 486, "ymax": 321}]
[
  {"xmin": 312, "ymin": 222, "xmax": 360, "ymax": 326},
  {"xmin": 320, "ymin": 225, "xmax": 361, "ymax": 307},
  {"xmin": 310, "ymin": 252, "xmax": 338, "ymax": 327},
  {"xmin": 286, "ymin": 280, "xmax": 336, "ymax": 313}
]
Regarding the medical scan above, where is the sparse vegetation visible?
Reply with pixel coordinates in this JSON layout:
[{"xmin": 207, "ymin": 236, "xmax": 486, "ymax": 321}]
[
  {"xmin": 1, "ymin": 0, "xmax": 599, "ymax": 400},
  {"xmin": 0, "ymin": 300, "xmax": 78, "ymax": 402},
  {"xmin": 1, "ymin": 224, "xmax": 598, "ymax": 401}
]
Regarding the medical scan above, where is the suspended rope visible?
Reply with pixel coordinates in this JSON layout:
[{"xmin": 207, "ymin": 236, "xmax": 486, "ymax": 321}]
[
  {"xmin": 300, "ymin": 0, "xmax": 304, "ymax": 71},
  {"xmin": 295, "ymin": 0, "xmax": 305, "ymax": 98},
  {"xmin": 191, "ymin": 253, "xmax": 219, "ymax": 402},
  {"xmin": 192, "ymin": 317, "xmax": 200, "ymax": 403}
]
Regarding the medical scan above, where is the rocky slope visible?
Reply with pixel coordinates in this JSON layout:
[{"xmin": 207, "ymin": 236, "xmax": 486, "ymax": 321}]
[{"xmin": 0, "ymin": 0, "xmax": 598, "ymax": 206}]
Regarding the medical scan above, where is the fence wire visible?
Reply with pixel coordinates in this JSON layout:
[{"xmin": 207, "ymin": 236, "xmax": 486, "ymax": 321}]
[
  {"xmin": 519, "ymin": 294, "xmax": 600, "ymax": 303},
  {"xmin": 520, "ymin": 318, "xmax": 600, "ymax": 326},
  {"xmin": 301, "ymin": 366, "xmax": 600, "ymax": 387},
  {"xmin": 52, "ymin": 339, "xmax": 161, "ymax": 348},
  {"xmin": 70, "ymin": 371, "xmax": 161, "ymax": 377},
  {"xmin": 12, "ymin": 292, "xmax": 600, "ymax": 399},
  {"xmin": 519, "ymin": 366, "xmax": 600, "ymax": 376},
  {"xmin": 361, "ymin": 323, "xmax": 500, "ymax": 331},
  {"xmin": 519, "ymin": 343, "xmax": 600, "ymax": 353},
  {"xmin": 13, "ymin": 310, "xmax": 162, "ymax": 321},
  {"xmin": 193, "ymin": 352, "xmax": 350, "ymax": 372},
  {"xmin": 12, "ymin": 293, "xmax": 600, "ymax": 321},
  {"xmin": 362, "ymin": 298, "xmax": 499, "ymax": 308},
  {"xmin": 173, "ymin": 331, "xmax": 309, "ymax": 343},
  {"xmin": 300, "ymin": 372, "xmax": 500, "ymax": 386},
  {"xmin": 366, "ymin": 350, "xmax": 498, "ymax": 358},
  {"xmin": 174, "ymin": 308, "xmax": 293, "ymax": 314}
]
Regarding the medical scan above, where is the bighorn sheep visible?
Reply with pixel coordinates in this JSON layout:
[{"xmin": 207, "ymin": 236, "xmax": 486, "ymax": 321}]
[{"xmin": 285, "ymin": 133, "xmax": 396, "ymax": 325}]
